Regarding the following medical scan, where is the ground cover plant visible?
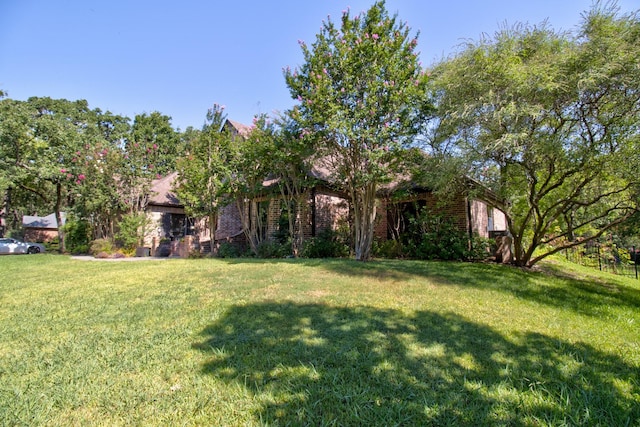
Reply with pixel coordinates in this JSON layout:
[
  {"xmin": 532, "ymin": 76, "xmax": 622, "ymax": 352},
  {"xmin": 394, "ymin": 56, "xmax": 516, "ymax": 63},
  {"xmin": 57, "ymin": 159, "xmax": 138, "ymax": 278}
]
[{"xmin": 0, "ymin": 255, "xmax": 638, "ymax": 426}]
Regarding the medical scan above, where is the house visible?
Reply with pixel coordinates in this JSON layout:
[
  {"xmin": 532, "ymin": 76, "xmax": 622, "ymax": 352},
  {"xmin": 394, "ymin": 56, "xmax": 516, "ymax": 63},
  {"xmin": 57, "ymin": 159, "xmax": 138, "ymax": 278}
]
[
  {"xmin": 22, "ymin": 212, "xmax": 66, "ymax": 242},
  {"xmin": 143, "ymin": 118, "xmax": 508, "ymax": 259},
  {"xmin": 143, "ymin": 172, "xmax": 202, "ymax": 256}
]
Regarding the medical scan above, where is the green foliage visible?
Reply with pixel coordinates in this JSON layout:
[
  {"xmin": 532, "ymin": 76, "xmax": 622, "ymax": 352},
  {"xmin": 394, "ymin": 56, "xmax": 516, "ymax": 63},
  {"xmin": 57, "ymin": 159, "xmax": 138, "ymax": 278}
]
[
  {"xmin": 217, "ymin": 242, "xmax": 242, "ymax": 258},
  {"xmin": 61, "ymin": 218, "xmax": 91, "ymax": 254},
  {"xmin": 89, "ymin": 238, "xmax": 114, "ymax": 255},
  {"xmin": 225, "ymin": 116, "xmax": 276, "ymax": 256},
  {"xmin": 174, "ymin": 105, "xmax": 234, "ymax": 245},
  {"xmin": 402, "ymin": 208, "xmax": 470, "ymax": 261},
  {"xmin": 430, "ymin": 5, "xmax": 640, "ymax": 267},
  {"xmin": 255, "ymin": 240, "xmax": 291, "ymax": 259},
  {"xmin": 373, "ymin": 238, "xmax": 405, "ymax": 259},
  {"xmin": 114, "ymin": 212, "xmax": 151, "ymax": 250},
  {"xmin": 302, "ymin": 229, "xmax": 350, "ymax": 258},
  {"xmin": 285, "ymin": 0, "xmax": 431, "ymax": 260}
]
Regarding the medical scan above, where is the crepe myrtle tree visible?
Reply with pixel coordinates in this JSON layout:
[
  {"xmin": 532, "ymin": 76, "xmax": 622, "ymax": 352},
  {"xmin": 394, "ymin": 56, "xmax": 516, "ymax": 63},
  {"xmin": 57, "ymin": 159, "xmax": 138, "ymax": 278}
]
[
  {"xmin": 175, "ymin": 104, "xmax": 234, "ymax": 254},
  {"xmin": 285, "ymin": 1, "xmax": 431, "ymax": 261}
]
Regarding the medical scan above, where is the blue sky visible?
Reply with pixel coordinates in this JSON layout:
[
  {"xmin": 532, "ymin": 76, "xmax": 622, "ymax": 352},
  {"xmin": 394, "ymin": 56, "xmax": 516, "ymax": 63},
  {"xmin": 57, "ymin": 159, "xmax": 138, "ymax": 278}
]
[{"xmin": 1, "ymin": 0, "xmax": 638, "ymax": 131}]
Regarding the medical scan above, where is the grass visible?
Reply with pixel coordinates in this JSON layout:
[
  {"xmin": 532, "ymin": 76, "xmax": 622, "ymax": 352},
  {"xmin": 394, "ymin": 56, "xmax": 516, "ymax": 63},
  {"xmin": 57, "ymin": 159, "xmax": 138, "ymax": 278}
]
[{"xmin": 0, "ymin": 254, "xmax": 639, "ymax": 426}]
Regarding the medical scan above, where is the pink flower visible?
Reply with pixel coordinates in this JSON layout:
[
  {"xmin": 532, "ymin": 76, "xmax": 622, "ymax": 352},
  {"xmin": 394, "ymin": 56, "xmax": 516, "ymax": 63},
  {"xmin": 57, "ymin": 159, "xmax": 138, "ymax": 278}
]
[
  {"xmin": 78, "ymin": 174, "xmax": 86, "ymax": 180},
  {"xmin": 152, "ymin": 144, "xmax": 158, "ymax": 150},
  {"xmin": 67, "ymin": 173, "xmax": 73, "ymax": 179},
  {"xmin": 372, "ymin": 34, "xmax": 379, "ymax": 40},
  {"xmin": 60, "ymin": 168, "xmax": 67, "ymax": 173}
]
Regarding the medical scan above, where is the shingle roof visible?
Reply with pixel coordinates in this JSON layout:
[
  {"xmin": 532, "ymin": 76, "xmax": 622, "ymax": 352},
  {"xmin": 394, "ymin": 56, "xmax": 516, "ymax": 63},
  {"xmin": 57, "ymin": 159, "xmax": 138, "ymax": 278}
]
[
  {"xmin": 22, "ymin": 212, "xmax": 66, "ymax": 229},
  {"xmin": 149, "ymin": 172, "xmax": 181, "ymax": 206}
]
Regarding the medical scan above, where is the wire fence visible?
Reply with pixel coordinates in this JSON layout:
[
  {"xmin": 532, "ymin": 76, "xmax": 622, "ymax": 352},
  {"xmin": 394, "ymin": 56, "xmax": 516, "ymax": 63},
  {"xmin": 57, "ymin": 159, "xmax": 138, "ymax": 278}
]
[{"xmin": 564, "ymin": 243, "xmax": 639, "ymax": 279}]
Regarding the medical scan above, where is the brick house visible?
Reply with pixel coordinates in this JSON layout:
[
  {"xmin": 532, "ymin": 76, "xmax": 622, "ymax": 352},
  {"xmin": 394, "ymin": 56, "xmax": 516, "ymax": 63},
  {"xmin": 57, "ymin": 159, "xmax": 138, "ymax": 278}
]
[
  {"xmin": 143, "ymin": 118, "xmax": 507, "ymax": 257},
  {"xmin": 22, "ymin": 212, "xmax": 66, "ymax": 242}
]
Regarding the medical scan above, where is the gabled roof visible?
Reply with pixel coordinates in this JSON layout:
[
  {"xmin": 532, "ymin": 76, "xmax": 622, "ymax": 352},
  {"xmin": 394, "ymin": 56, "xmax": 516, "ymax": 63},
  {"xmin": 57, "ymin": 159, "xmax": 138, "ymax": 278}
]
[
  {"xmin": 149, "ymin": 172, "xmax": 181, "ymax": 206},
  {"xmin": 223, "ymin": 119, "xmax": 252, "ymax": 138},
  {"xmin": 23, "ymin": 212, "xmax": 66, "ymax": 229}
]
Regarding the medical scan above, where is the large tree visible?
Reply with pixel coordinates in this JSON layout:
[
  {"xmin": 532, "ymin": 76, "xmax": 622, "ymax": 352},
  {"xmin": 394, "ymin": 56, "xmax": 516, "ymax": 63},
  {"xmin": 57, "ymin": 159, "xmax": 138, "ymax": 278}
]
[
  {"xmin": 123, "ymin": 112, "xmax": 180, "ymax": 213},
  {"xmin": 430, "ymin": 5, "xmax": 640, "ymax": 267},
  {"xmin": 0, "ymin": 97, "xmax": 133, "ymax": 247},
  {"xmin": 285, "ymin": 1, "xmax": 430, "ymax": 261},
  {"xmin": 226, "ymin": 115, "xmax": 275, "ymax": 256},
  {"xmin": 271, "ymin": 113, "xmax": 316, "ymax": 257},
  {"xmin": 0, "ymin": 97, "xmax": 94, "ymax": 250},
  {"xmin": 174, "ymin": 105, "xmax": 234, "ymax": 253}
]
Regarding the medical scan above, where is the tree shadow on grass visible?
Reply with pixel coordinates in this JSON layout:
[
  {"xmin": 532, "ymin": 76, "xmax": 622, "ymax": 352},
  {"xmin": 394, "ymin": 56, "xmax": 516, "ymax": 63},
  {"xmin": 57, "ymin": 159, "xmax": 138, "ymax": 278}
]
[
  {"xmin": 193, "ymin": 302, "xmax": 639, "ymax": 426},
  {"xmin": 312, "ymin": 259, "xmax": 640, "ymax": 318}
]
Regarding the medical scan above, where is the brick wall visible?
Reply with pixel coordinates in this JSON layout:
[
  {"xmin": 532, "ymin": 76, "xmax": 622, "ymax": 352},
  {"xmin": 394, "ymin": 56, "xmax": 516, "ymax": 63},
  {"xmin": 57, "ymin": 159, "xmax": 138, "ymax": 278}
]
[
  {"xmin": 23, "ymin": 228, "xmax": 58, "ymax": 243},
  {"xmin": 314, "ymin": 187, "xmax": 349, "ymax": 235}
]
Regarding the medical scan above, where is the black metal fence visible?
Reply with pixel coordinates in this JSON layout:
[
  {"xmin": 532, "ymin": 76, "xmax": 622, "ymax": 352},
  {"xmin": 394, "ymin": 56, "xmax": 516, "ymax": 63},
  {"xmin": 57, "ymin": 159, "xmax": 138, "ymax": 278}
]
[{"xmin": 565, "ymin": 243, "xmax": 639, "ymax": 279}]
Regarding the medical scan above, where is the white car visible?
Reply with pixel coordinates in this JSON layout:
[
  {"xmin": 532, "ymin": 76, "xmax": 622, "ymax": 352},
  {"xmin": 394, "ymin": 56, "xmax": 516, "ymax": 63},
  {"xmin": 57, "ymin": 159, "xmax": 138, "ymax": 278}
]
[{"xmin": 0, "ymin": 238, "xmax": 46, "ymax": 254}]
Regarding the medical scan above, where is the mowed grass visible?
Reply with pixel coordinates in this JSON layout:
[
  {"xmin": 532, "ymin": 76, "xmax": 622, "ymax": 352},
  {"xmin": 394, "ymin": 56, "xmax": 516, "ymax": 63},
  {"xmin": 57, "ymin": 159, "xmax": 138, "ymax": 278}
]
[{"xmin": 1, "ymin": 255, "xmax": 638, "ymax": 426}]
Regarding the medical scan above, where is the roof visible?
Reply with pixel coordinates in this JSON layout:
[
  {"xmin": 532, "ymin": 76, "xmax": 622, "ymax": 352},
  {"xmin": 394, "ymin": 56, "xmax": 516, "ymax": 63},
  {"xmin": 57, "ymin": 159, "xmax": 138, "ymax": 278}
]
[
  {"xmin": 23, "ymin": 212, "xmax": 66, "ymax": 229},
  {"xmin": 224, "ymin": 119, "xmax": 252, "ymax": 138},
  {"xmin": 149, "ymin": 172, "xmax": 181, "ymax": 206}
]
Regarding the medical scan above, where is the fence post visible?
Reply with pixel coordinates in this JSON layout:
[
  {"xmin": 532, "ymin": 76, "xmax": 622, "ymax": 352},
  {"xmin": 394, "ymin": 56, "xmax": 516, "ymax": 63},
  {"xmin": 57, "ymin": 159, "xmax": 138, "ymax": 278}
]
[
  {"xmin": 634, "ymin": 246, "xmax": 638, "ymax": 280},
  {"xmin": 597, "ymin": 244, "xmax": 602, "ymax": 271}
]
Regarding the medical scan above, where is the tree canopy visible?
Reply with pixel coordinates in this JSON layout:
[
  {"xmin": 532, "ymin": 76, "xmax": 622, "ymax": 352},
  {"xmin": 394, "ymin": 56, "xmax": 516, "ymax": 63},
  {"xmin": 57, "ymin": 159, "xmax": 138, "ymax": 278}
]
[
  {"xmin": 429, "ymin": 4, "xmax": 640, "ymax": 267},
  {"xmin": 285, "ymin": 0, "xmax": 430, "ymax": 261}
]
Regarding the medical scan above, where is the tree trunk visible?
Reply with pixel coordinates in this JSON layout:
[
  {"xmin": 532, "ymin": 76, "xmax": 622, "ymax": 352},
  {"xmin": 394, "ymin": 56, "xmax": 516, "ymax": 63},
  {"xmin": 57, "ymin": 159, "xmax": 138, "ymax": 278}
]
[
  {"xmin": 353, "ymin": 182, "xmax": 377, "ymax": 261},
  {"xmin": 208, "ymin": 211, "xmax": 218, "ymax": 256},
  {"xmin": 54, "ymin": 182, "xmax": 65, "ymax": 253}
]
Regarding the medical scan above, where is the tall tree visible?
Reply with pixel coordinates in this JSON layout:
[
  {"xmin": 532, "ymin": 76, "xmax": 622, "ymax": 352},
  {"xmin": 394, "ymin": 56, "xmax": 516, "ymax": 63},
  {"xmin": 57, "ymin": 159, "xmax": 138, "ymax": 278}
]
[
  {"xmin": 70, "ymin": 109, "xmax": 130, "ymax": 240},
  {"xmin": 271, "ymin": 113, "xmax": 316, "ymax": 257},
  {"xmin": 174, "ymin": 105, "xmax": 233, "ymax": 253},
  {"xmin": 429, "ymin": 5, "xmax": 640, "ymax": 267},
  {"xmin": 284, "ymin": 1, "xmax": 430, "ymax": 261},
  {"xmin": 123, "ymin": 112, "xmax": 180, "ymax": 213},
  {"xmin": 0, "ymin": 97, "xmax": 95, "ymax": 250},
  {"xmin": 226, "ymin": 115, "xmax": 275, "ymax": 256}
]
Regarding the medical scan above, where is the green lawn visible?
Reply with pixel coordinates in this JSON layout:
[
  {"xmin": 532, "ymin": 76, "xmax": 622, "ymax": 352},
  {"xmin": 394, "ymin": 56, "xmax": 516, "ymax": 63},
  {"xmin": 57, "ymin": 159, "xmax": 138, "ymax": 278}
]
[{"xmin": 1, "ymin": 255, "xmax": 638, "ymax": 426}]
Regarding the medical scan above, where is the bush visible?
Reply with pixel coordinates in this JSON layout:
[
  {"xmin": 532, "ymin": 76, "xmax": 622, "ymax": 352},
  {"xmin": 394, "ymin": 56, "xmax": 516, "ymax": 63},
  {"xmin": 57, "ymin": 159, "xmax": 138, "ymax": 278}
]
[
  {"xmin": 115, "ymin": 212, "xmax": 151, "ymax": 251},
  {"xmin": 468, "ymin": 236, "xmax": 495, "ymax": 261},
  {"xmin": 256, "ymin": 241, "xmax": 290, "ymax": 258},
  {"xmin": 71, "ymin": 244, "xmax": 90, "ymax": 255},
  {"xmin": 402, "ymin": 208, "xmax": 471, "ymax": 261},
  {"xmin": 373, "ymin": 238, "xmax": 405, "ymax": 259},
  {"xmin": 217, "ymin": 242, "xmax": 241, "ymax": 258},
  {"xmin": 62, "ymin": 219, "xmax": 90, "ymax": 254},
  {"xmin": 90, "ymin": 238, "xmax": 114, "ymax": 256},
  {"xmin": 302, "ymin": 229, "xmax": 350, "ymax": 258}
]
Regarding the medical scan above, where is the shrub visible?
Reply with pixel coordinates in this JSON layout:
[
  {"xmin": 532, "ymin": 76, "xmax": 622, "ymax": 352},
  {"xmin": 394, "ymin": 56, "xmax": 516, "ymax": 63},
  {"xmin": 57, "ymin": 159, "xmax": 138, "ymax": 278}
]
[
  {"xmin": 90, "ymin": 238, "xmax": 114, "ymax": 256},
  {"xmin": 468, "ymin": 236, "xmax": 495, "ymax": 261},
  {"xmin": 302, "ymin": 229, "xmax": 350, "ymax": 258},
  {"xmin": 61, "ymin": 219, "xmax": 90, "ymax": 254},
  {"xmin": 217, "ymin": 242, "xmax": 241, "ymax": 258},
  {"xmin": 373, "ymin": 238, "xmax": 405, "ymax": 259},
  {"xmin": 70, "ymin": 244, "xmax": 90, "ymax": 255},
  {"xmin": 402, "ymin": 208, "xmax": 470, "ymax": 261},
  {"xmin": 256, "ymin": 241, "xmax": 290, "ymax": 259},
  {"xmin": 115, "ymin": 212, "xmax": 151, "ymax": 251}
]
